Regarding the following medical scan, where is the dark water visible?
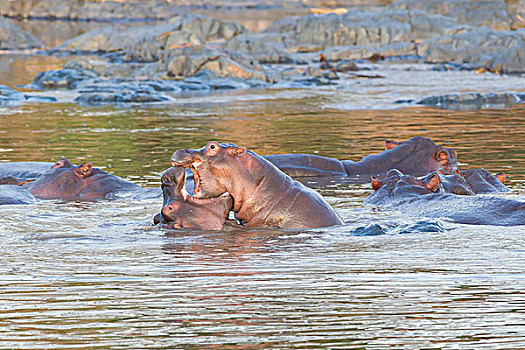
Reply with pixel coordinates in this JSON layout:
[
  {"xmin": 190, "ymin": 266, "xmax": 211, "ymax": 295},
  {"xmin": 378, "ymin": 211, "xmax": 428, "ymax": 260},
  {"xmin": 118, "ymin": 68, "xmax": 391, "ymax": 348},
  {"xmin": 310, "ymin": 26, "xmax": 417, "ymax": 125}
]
[{"xmin": 1, "ymin": 97, "xmax": 524, "ymax": 348}]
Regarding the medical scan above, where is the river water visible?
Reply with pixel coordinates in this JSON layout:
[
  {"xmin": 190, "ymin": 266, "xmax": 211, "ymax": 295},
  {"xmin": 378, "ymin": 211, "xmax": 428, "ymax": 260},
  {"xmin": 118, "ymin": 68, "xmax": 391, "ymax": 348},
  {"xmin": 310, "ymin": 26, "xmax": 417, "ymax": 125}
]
[{"xmin": 0, "ymin": 93, "xmax": 524, "ymax": 348}]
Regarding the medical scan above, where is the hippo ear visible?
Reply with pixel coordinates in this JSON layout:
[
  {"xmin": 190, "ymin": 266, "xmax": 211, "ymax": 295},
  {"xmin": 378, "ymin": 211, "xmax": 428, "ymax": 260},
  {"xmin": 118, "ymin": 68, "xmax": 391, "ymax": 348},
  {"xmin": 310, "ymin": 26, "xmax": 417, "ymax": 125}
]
[
  {"xmin": 423, "ymin": 172, "xmax": 441, "ymax": 192},
  {"xmin": 74, "ymin": 163, "xmax": 93, "ymax": 178},
  {"xmin": 371, "ymin": 176, "xmax": 383, "ymax": 191},
  {"xmin": 383, "ymin": 140, "xmax": 400, "ymax": 150},
  {"xmin": 495, "ymin": 172, "xmax": 506, "ymax": 184},
  {"xmin": 234, "ymin": 146, "xmax": 247, "ymax": 155},
  {"xmin": 454, "ymin": 168, "xmax": 460, "ymax": 175},
  {"xmin": 436, "ymin": 150, "xmax": 449, "ymax": 163}
]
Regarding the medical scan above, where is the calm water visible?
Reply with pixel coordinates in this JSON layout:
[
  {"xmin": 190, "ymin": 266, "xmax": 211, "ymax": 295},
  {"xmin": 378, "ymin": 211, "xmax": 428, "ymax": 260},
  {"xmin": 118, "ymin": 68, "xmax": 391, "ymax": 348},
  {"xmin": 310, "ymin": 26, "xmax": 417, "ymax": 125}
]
[{"xmin": 1, "ymin": 96, "xmax": 524, "ymax": 348}]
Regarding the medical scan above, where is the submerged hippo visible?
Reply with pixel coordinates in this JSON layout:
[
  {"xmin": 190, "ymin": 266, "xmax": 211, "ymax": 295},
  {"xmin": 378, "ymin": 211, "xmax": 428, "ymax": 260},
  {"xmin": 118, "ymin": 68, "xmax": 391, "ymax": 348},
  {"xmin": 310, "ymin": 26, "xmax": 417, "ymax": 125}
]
[
  {"xmin": 154, "ymin": 166, "xmax": 233, "ymax": 230},
  {"xmin": 264, "ymin": 136, "xmax": 458, "ymax": 178},
  {"xmin": 0, "ymin": 185, "xmax": 36, "ymax": 205},
  {"xmin": 0, "ymin": 161, "xmax": 55, "ymax": 183},
  {"xmin": 461, "ymin": 168, "xmax": 508, "ymax": 194},
  {"xmin": 365, "ymin": 170, "xmax": 525, "ymax": 226},
  {"xmin": 22, "ymin": 158, "xmax": 153, "ymax": 200},
  {"xmin": 170, "ymin": 141, "xmax": 343, "ymax": 229}
]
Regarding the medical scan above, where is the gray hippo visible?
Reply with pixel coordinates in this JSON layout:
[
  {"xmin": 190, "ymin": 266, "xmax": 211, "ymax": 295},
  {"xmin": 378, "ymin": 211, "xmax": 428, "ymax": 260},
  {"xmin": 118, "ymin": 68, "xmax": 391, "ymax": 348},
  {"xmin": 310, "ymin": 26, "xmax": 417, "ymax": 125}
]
[
  {"xmin": 154, "ymin": 166, "xmax": 232, "ymax": 230},
  {"xmin": 264, "ymin": 136, "xmax": 458, "ymax": 178},
  {"xmin": 365, "ymin": 169, "xmax": 524, "ymax": 226},
  {"xmin": 170, "ymin": 141, "xmax": 343, "ymax": 229}
]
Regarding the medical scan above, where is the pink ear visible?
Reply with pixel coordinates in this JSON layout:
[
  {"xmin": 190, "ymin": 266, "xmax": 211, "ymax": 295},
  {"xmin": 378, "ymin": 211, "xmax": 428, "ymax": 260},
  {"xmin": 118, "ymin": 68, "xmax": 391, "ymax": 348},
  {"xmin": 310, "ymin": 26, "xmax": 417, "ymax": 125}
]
[
  {"xmin": 371, "ymin": 176, "xmax": 382, "ymax": 191},
  {"xmin": 424, "ymin": 173, "xmax": 441, "ymax": 192},
  {"xmin": 383, "ymin": 140, "xmax": 400, "ymax": 150},
  {"xmin": 74, "ymin": 163, "xmax": 93, "ymax": 178},
  {"xmin": 234, "ymin": 146, "xmax": 247, "ymax": 155},
  {"xmin": 495, "ymin": 172, "xmax": 506, "ymax": 184}
]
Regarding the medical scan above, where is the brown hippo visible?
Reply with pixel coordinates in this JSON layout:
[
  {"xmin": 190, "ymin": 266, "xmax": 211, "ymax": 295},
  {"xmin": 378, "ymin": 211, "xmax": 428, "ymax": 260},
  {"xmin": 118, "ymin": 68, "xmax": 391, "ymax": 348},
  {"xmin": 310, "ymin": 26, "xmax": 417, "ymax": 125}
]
[
  {"xmin": 365, "ymin": 170, "xmax": 525, "ymax": 226},
  {"xmin": 21, "ymin": 158, "xmax": 150, "ymax": 200},
  {"xmin": 154, "ymin": 166, "xmax": 233, "ymax": 230},
  {"xmin": 264, "ymin": 136, "xmax": 458, "ymax": 178},
  {"xmin": 170, "ymin": 141, "xmax": 343, "ymax": 229}
]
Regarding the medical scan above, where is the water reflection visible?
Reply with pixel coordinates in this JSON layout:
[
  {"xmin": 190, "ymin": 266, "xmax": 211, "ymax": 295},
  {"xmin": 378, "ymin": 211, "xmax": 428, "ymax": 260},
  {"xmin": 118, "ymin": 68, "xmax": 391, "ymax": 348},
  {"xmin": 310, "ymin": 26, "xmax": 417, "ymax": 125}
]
[{"xmin": 0, "ymin": 101, "xmax": 524, "ymax": 348}]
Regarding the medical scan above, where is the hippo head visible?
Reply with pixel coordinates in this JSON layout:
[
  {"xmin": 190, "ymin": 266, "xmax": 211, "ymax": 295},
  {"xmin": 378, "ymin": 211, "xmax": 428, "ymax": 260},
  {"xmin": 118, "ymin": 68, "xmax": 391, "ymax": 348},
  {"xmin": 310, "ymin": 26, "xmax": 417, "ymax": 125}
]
[
  {"xmin": 156, "ymin": 166, "xmax": 232, "ymax": 230},
  {"xmin": 371, "ymin": 169, "xmax": 441, "ymax": 197},
  {"xmin": 22, "ymin": 159, "xmax": 137, "ymax": 200},
  {"xmin": 381, "ymin": 136, "xmax": 458, "ymax": 175},
  {"xmin": 170, "ymin": 141, "xmax": 249, "ymax": 199},
  {"xmin": 438, "ymin": 171, "xmax": 475, "ymax": 195}
]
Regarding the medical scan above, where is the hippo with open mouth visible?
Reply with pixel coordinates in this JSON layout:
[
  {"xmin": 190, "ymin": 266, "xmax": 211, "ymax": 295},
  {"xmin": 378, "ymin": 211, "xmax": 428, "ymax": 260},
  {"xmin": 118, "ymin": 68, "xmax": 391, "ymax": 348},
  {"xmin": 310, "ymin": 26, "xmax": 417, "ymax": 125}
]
[
  {"xmin": 153, "ymin": 166, "xmax": 233, "ymax": 230},
  {"xmin": 170, "ymin": 141, "xmax": 343, "ymax": 229}
]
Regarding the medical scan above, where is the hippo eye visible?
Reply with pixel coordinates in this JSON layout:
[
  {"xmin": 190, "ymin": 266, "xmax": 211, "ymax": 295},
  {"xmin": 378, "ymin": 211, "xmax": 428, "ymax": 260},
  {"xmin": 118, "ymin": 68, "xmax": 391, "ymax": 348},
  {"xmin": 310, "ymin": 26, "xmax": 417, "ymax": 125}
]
[{"xmin": 210, "ymin": 144, "xmax": 216, "ymax": 150}]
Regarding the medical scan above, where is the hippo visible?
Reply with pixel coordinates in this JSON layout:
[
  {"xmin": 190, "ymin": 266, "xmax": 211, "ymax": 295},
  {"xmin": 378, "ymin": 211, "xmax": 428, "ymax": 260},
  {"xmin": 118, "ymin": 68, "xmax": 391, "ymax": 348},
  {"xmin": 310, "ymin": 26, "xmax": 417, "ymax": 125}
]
[
  {"xmin": 0, "ymin": 161, "xmax": 55, "ymax": 183},
  {"xmin": 170, "ymin": 141, "xmax": 344, "ymax": 229},
  {"xmin": 21, "ymin": 158, "xmax": 154, "ymax": 200},
  {"xmin": 365, "ymin": 169, "xmax": 525, "ymax": 226},
  {"xmin": 0, "ymin": 185, "xmax": 36, "ymax": 205},
  {"xmin": 461, "ymin": 169, "xmax": 509, "ymax": 194},
  {"xmin": 153, "ymin": 166, "xmax": 233, "ymax": 230},
  {"xmin": 264, "ymin": 136, "xmax": 458, "ymax": 178}
]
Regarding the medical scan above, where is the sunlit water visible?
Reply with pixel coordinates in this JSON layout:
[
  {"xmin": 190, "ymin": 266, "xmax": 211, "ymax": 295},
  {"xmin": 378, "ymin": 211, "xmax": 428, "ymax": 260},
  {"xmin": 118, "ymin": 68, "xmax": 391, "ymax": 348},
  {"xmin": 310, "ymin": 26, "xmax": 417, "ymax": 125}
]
[{"xmin": 1, "ymin": 98, "xmax": 524, "ymax": 348}]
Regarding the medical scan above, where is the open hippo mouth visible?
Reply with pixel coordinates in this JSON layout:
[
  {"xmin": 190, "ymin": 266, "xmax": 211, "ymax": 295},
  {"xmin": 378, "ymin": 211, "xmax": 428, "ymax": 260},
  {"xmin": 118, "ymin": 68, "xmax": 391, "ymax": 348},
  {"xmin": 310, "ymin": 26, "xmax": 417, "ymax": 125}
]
[{"xmin": 170, "ymin": 159, "xmax": 204, "ymax": 198}]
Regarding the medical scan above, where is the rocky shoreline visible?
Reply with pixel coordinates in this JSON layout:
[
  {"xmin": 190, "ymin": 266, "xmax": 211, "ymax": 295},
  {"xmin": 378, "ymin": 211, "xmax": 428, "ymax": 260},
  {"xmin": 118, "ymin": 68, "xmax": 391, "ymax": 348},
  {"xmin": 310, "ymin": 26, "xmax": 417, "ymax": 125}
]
[{"xmin": 1, "ymin": 0, "xmax": 524, "ymax": 109}]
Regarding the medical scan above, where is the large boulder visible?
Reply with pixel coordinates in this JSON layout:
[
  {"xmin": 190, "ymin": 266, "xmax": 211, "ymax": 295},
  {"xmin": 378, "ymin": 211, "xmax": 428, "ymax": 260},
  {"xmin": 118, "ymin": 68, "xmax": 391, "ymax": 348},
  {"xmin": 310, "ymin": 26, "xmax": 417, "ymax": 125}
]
[
  {"xmin": 418, "ymin": 92, "xmax": 525, "ymax": 110},
  {"xmin": 265, "ymin": 9, "xmax": 470, "ymax": 50},
  {"xmin": 419, "ymin": 28, "xmax": 525, "ymax": 73},
  {"xmin": 157, "ymin": 46, "xmax": 268, "ymax": 81},
  {"xmin": 0, "ymin": 16, "xmax": 42, "ymax": 49},
  {"xmin": 54, "ymin": 14, "xmax": 246, "ymax": 63},
  {"xmin": 389, "ymin": 0, "xmax": 511, "ymax": 31}
]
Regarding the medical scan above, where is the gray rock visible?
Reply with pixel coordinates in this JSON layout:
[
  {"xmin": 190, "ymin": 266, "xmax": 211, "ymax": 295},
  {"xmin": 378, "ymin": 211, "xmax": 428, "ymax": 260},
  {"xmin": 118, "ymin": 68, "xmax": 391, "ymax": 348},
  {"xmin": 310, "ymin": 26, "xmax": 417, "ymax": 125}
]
[
  {"xmin": 54, "ymin": 14, "xmax": 246, "ymax": 63},
  {"xmin": 224, "ymin": 32, "xmax": 295, "ymax": 63},
  {"xmin": 389, "ymin": 0, "xmax": 511, "ymax": 31},
  {"xmin": 417, "ymin": 92, "xmax": 525, "ymax": 110},
  {"xmin": 323, "ymin": 42, "xmax": 417, "ymax": 61},
  {"xmin": 0, "ymin": 84, "xmax": 25, "ymax": 105},
  {"xmin": 31, "ymin": 68, "xmax": 99, "ymax": 90},
  {"xmin": 0, "ymin": 16, "xmax": 42, "ymax": 49},
  {"xmin": 74, "ymin": 90, "xmax": 175, "ymax": 106},
  {"xmin": 266, "ymin": 9, "xmax": 469, "ymax": 50},
  {"xmin": 419, "ymin": 28, "xmax": 525, "ymax": 73},
  {"xmin": 157, "ymin": 46, "xmax": 267, "ymax": 81}
]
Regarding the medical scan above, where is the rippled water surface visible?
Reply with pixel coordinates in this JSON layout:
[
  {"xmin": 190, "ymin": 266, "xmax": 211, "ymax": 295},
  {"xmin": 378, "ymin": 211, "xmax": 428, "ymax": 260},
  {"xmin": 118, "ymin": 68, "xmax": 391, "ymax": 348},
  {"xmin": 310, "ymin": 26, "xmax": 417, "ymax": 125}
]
[{"xmin": 1, "ymin": 98, "xmax": 524, "ymax": 349}]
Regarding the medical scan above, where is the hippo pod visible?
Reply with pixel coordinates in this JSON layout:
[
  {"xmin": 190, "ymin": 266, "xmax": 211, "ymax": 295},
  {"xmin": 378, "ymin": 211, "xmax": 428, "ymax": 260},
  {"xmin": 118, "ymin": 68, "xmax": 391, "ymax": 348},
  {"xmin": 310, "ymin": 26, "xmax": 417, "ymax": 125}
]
[
  {"xmin": 170, "ymin": 141, "xmax": 343, "ymax": 229},
  {"xmin": 154, "ymin": 166, "xmax": 233, "ymax": 230},
  {"xmin": 365, "ymin": 169, "xmax": 524, "ymax": 226},
  {"xmin": 264, "ymin": 136, "xmax": 458, "ymax": 178},
  {"xmin": 21, "ymin": 158, "xmax": 154, "ymax": 201}
]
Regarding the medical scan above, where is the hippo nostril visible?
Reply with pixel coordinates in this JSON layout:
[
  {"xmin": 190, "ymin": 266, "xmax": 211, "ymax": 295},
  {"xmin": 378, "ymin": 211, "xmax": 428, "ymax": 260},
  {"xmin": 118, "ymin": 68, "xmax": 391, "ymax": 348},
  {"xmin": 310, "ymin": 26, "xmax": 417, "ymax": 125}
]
[{"xmin": 168, "ymin": 206, "xmax": 172, "ymax": 211}]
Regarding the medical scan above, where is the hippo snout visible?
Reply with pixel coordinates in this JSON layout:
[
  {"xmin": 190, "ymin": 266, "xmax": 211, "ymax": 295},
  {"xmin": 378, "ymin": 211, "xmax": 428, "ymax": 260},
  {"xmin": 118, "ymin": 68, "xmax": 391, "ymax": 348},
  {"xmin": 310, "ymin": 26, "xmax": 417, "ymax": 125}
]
[
  {"xmin": 161, "ymin": 200, "xmax": 180, "ymax": 222},
  {"xmin": 170, "ymin": 149, "xmax": 196, "ymax": 167}
]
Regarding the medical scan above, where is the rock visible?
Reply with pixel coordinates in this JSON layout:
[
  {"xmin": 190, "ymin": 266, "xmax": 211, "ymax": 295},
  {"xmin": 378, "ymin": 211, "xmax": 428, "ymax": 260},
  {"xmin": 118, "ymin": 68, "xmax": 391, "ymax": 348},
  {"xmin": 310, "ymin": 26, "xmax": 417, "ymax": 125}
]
[
  {"xmin": 265, "ymin": 9, "xmax": 469, "ymax": 49},
  {"xmin": 54, "ymin": 14, "xmax": 246, "ymax": 63},
  {"xmin": 0, "ymin": 85, "xmax": 25, "ymax": 105},
  {"xmin": 390, "ymin": 0, "xmax": 511, "ymax": 31},
  {"xmin": 417, "ymin": 92, "xmax": 525, "ymax": 110},
  {"xmin": 74, "ymin": 90, "xmax": 175, "ymax": 106},
  {"xmin": 323, "ymin": 42, "xmax": 417, "ymax": 61},
  {"xmin": 224, "ymin": 32, "xmax": 296, "ymax": 64},
  {"xmin": 157, "ymin": 46, "xmax": 267, "ymax": 81},
  {"xmin": 31, "ymin": 68, "xmax": 99, "ymax": 90},
  {"xmin": 0, "ymin": 0, "xmax": 181, "ymax": 21},
  {"xmin": 419, "ymin": 28, "xmax": 525, "ymax": 73},
  {"xmin": 0, "ymin": 16, "xmax": 42, "ymax": 49}
]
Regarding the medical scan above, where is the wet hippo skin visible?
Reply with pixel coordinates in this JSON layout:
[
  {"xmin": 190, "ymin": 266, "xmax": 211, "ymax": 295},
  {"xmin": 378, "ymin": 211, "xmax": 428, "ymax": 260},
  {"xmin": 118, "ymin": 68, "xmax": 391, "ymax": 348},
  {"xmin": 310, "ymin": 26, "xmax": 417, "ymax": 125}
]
[
  {"xmin": 170, "ymin": 141, "xmax": 344, "ymax": 229},
  {"xmin": 22, "ymin": 158, "xmax": 147, "ymax": 200},
  {"xmin": 365, "ymin": 170, "xmax": 525, "ymax": 226},
  {"xmin": 264, "ymin": 136, "xmax": 458, "ymax": 178},
  {"xmin": 460, "ymin": 168, "xmax": 509, "ymax": 194},
  {"xmin": 0, "ymin": 161, "xmax": 55, "ymax": 183},
  {"xmin": 0, "ymin": 185, "xmax": 37, "ymax": 205},
  {"xmin": 154, "ymin": 166, "xmax": 233, "ymax": 230}
]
